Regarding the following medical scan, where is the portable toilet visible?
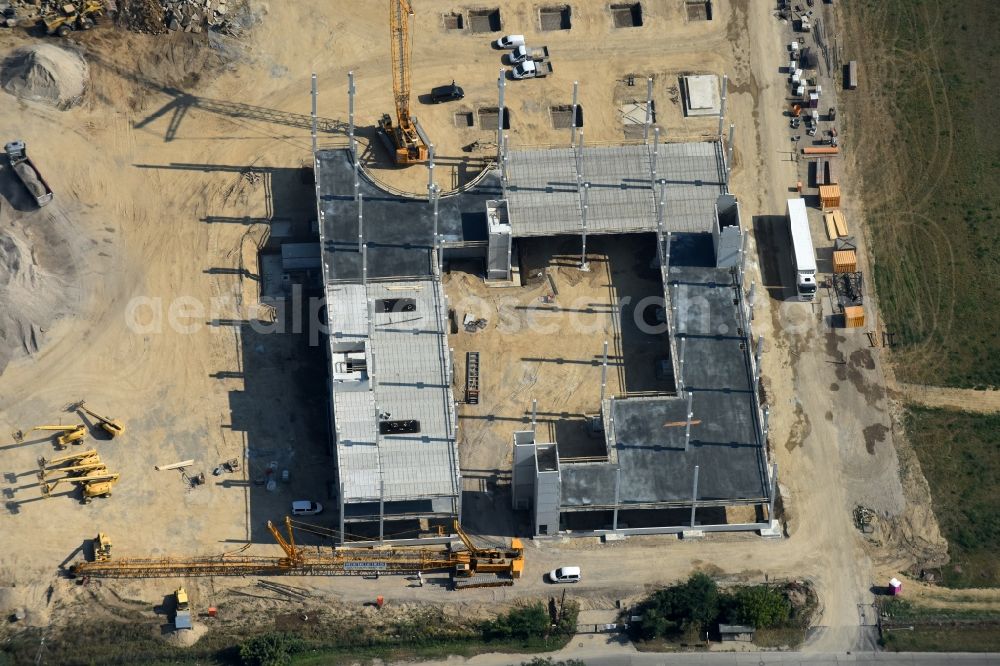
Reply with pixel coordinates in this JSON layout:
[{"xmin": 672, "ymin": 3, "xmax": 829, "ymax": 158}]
[{"xmin": 889, "ymin": 578, "xmax": 902, "ymax": 595}]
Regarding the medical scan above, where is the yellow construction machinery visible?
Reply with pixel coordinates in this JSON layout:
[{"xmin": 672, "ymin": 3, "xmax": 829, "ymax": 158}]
[
  {"xmin": 40, "ymin": 0, "xmax": 104, "ymax": 37},
  {"xmin": 173, "ymin": 587, "xmax": 193, "ymax": 630},
  {"xmin": 37, "ymin": 459, "xmax": 107, "ymax": 481},
  {"xmin": 377, "ymin": 0, "xmax": 429, "ymax": 165},
  {"xmin": 94, "ymin": 533, "xmax": 113, "ymax": 562},
  {"xmin": 38, "ymin": 448, "xmax": 100, "ymax": 469},
  {"xmin": 71, "ymin": 517, "xmax": 524, "ymax": 589},
  {"xmin": 32, "ymin": 424, "xmax": 87, "ymax": 449},
  {"xmin": 43, "ymin": 470, "xmax": 119, "ymax": 502},
  {"xmin": 73, "ymin": 401, "xmax": 125, "ymax": 438}
]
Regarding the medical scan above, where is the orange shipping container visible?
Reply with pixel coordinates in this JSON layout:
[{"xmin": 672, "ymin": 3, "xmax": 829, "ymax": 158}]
[
  {"xmin": 843, "ymin": 305, "xmax": 865, "ymax": 328},
  {"xmin": 819, "ymin": 184, "xmax": 841, "ymax": 210},
  {"xmin": 833, "ymin": 249, "xmax": 857, "ymax": 273},
  {"xmin": 803, "ymin": 146, "xmax": 840, "ymax": 156}
]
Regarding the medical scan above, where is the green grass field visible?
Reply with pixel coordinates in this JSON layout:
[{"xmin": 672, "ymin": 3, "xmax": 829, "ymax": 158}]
[
  {"xmin": 844, "ymin": 0, "xmax": 1000, "ymax": 388},
  {"xmin": 905, "ymin": 407, "xmax": 1000, "ymax": 587}
]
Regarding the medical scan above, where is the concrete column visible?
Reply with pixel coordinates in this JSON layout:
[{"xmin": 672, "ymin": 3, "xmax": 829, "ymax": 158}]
[
  {"xmin": 347, "ymin": 71, "xmax": 355, "ymax": 144},
  {"xmin": 651, "ymin": 126, "xmax": 660, "ymax": 182},
  {"xmin": 762, "ymin": 406, "xmax": 770, "ymax": 444},
  {"xmin": 339, "ymin": 481, "xmax": 346, "ymax": 546},
  {"xmin": 678, "ymin": 335, "xmax": 687, "ymax": 393},
  {"xmin": 718, "ymin": 74, "xmax": 728, "ymax": 138},
  {"xmin": 768, "ymin": 463, "xmax": 778, "ymax": 522},
  {"xmin": 531, "ymin": 398, "xmax": 538, "ymax": 435},
  {"xmin": 600, "ymin": 339, "xmax": 609, "ymax": 405},
  {"xmin": 427, "ymin": 144, "xmax": 436, "ymax": 198},
  {"xmin": 690, "ymin": 465, "xmax": 700, "ymax": 527},
  {"xmin": 378, "ymin": 477, "xmax": 384, "ymax": 544},
  {"xmin": 571, "ymin": 80, "xmax": 579, "ymax": 147},
  {"xmin": 755, "ymin": 334, "xmax": 765, "ymax": 378},
  {"xmin": 580, "ymin": 182, "xmax": 590, "ymax": 270},
  {"xmin": 684, "ymin": 390, "xmax": 694, "ymax": 452},
  {"xmin": 726, "ymin": 123, "xmax": 735, "ymax": 189},
  {"xmin": 432, "ymin": 185, "xmax": 440, "ymax": 277},
  {"xmin": 310, "ymin": 73, "xmax": 318, "ymax": 156},
  {"xmin": 748, "ymin": 281, "xmax": 757, "ymax": 320},
  {"xmin": 497, "ymin": 70, "xmax": 506, "ymax": 164},
  {"xmin": 357, "ymin": 193, "xmax": 364, "ymax": 253},
  {"xmin": 643, "ymin": 76, "xmax": 653, "ymax": 143}
]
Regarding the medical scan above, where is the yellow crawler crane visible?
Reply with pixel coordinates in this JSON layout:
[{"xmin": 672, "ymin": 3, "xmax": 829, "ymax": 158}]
[
  {"xmin": 377, "ymin": 0, "xmax": 429, "ymax": 165},
  {"xmin": 71, "ymin": 517, "xmax": 524, "ymax": 589},
  {"xmin": 32, "ymin": 424, "xmax": 87, "ymax": 449},
  {"xmin": 73, "ymin": 401, "xmax": 125, "ymax": 438}
]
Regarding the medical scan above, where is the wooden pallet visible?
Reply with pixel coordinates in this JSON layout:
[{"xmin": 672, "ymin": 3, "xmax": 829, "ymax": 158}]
[{"xmin": 465, "ymin": 352, "xmax": 480, "ymax": 405}]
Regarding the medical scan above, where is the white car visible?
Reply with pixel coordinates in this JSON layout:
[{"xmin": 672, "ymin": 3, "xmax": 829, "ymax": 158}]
[
  {"xmin": 494, "ymin": 34, "xmax": 525, "ymax": 49},
  {"xmin": 291, "ymin": 500, "xmax": 323, "ymax": 516},
  {"xmin": 548, "ymin": 566, "xmax": 581, "ymax": 583}
]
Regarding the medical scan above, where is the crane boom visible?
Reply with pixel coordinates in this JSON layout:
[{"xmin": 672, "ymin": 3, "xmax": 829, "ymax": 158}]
[
  {"xmin": 390, "ymin": 0, "xmax": 413, "ymax": 126},
  {"xmin": 71, "ymin": 517, "xmax": 523, "ymax": 587},
  {"xmin": 378, "ymin": 0, "xmax": 428, "ymax": 165}
]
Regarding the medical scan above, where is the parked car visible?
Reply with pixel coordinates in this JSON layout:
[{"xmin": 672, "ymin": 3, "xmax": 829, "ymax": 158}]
[
  {"xmin": 430, "ymin": 81, "xmax": 465, "ymax": 103},
  {"xmin": 494, "ymin": 34, "xmax": 525, "ymax": 49},
  {"xmin": 291, "ymin": 500, "xmax": 323, "ymax": 516},
  {"xmin": 548, "ymin": 566, "xmax": 581, "ymax": 583}
]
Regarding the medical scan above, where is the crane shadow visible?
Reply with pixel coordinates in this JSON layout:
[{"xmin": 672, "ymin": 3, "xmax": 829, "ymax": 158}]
[{"xmin": 88, "ymin": 53, "xmax": 347, "ymax": 143}]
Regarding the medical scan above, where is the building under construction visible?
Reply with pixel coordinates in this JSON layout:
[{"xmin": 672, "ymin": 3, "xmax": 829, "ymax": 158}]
[{"xmin": 312, "ymin": 74, "xmax": 777, "ymax": 543}]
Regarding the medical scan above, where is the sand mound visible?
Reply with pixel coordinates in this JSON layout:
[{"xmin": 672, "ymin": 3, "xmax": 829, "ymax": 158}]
[
  {"xmin": 1, "ymin": 44, "xmax": 88, "ymax": 108},
  {"xmin": 0, "ymin": 215, "xmax": 83, "ymax": 375}
]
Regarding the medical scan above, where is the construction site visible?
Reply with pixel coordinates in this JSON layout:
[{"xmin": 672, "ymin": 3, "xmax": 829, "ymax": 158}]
[{"xmin": 0, "ymin": 0, "xmax": 984, "ymax": 659}]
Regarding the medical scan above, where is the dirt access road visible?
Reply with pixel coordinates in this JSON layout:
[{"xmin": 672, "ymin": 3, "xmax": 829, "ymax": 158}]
[{"xmin": 0, "ymin": 0, "xmax": 960, "ymax": 652}]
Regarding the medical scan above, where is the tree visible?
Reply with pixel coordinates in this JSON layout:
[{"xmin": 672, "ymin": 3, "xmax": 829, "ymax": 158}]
[
  {"xmin": 732, "ymin": 586, "xmax": 791, "ymax": 629},
  {"xmin": 637, "ymin": 573, "xmax": 720, "ymax": 638},
  {"xmin": 239, "ymin": 632, "xmax": 302, "ymax": 666}
]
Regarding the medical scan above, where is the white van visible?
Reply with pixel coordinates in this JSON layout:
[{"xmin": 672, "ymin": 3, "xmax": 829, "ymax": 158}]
[
  {"xmin": 495, "ymin": 34, "xmax": 525, "ymax": 49},
  {"xmin": 291, "ymin": 500, "xmax": 323, "ymax": 516},
  {"xmin": 548, "ymin": 566, "xmax": 581, "ymax": 583}
]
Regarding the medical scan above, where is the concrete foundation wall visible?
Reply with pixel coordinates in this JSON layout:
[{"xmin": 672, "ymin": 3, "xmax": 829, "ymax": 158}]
[{"xmin": 534, "ymin": 468, "xmax": 561, "ymax": 536}]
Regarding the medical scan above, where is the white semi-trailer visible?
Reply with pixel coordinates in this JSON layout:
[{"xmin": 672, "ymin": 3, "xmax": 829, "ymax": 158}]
[{"xmin": 787, "ymin": 198, "xmax": 817, "ymax": 301}]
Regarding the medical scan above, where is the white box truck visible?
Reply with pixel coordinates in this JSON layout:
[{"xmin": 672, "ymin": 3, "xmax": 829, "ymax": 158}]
[{"xmin": 787, "ymin": 198, "xmax": 817, "ymax": 301}]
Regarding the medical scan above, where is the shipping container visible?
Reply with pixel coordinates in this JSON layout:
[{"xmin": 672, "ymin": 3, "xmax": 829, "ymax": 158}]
[
  {"xmin": 803, "ymin": 146, "xmax": 839, "ymax": 156},
  {"xmin": 814, "ymin": 159, "xmax": 827, "ymax": 186},
  {"xmin": 833, "ymin": 249, "xmax": 857, "ymax": 273},
  {"xmin": 846, "ymin": 61, "xmax": 858, "ymax": 90},
  {"xmin": 843, "ymin": 305, "xmax": 865, "ymax": 328},
  {"xmin": 818, "ymin": 184, "xmax": 841, "ymax": 210}
]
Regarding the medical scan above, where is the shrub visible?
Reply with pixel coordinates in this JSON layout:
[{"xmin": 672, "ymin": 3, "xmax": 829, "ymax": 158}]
[
  {"xmin": 731, "ymin": 585, "xmax": 792, "ymax": 629},
  {"xmin": 484, "ymin": 602, "xmax": 550, "ymax": 641},
  {"xmin": 239, "ymin": 632, "xmax": 303, "ymax": 666}
]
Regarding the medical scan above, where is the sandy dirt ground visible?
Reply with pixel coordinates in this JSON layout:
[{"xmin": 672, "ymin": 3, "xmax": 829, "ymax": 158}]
[{"xmin": 0, "ymin": 0, "xmax": 992, "ymax": 656}]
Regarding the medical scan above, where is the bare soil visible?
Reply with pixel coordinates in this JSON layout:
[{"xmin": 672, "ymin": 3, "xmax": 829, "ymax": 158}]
[{"xmin": 0, "ymin": 0, "xmax": 993, "ymax": 655}]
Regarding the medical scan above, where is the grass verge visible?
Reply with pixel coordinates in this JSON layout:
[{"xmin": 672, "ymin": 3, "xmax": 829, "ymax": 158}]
[
  {"xmin": 880, "ymin": 599, "xmax": 1000, "ymax": 652},
  {"xmin": 904, "ymin": 406, "xmax": 1000, "ymax": 587}
]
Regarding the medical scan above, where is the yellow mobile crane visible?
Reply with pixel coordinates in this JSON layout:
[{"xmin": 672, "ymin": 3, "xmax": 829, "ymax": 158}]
[
  {"xmin": 73, "ymin": 401, "xmax": 125, "ymax": 439},
  {"xmin": 32, "ymin": 424, "xmax": 87, "ymax": 449},
  {"xmin": 71, "ymin": 517, "xmax": 523, "ymax": 589},
  {"xmin": 377, "ymin": 0, "xmax": 429, "ymax": 165}
]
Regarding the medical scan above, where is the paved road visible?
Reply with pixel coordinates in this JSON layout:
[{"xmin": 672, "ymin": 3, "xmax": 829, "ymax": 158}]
[{"xmin": 404, "ymin": 636, "xmax": 1000, "ymax": 666}]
